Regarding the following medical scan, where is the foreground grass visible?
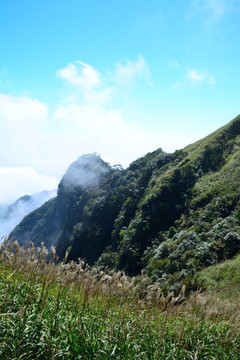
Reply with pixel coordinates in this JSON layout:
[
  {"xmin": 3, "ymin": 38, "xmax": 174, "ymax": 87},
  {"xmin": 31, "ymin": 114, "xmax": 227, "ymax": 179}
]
[{"xmin": 0, "ymin": 240, "xmax": 240, "ymax": 359}]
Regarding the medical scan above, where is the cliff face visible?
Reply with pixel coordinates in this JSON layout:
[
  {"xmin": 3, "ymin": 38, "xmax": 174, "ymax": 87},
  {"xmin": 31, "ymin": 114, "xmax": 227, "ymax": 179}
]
[
  {"xmin": 11, "ymin": 115, "xmax": 240, "ymax": 292},
  {"xmin": 11, "ymin": 154, "xmax": 113, "ymax": 250}
]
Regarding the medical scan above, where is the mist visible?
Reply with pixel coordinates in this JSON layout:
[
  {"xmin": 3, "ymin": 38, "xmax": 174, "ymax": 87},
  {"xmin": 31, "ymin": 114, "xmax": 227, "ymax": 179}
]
[
  {"xmin": 0, "ymin": 154, "xmax": 112, "ymax": 241},
  {"xmin": 0, "ymin": 189, "xmax": 57, "ymax": 240},
  {"xmin": 61, "ymin": 154, "xmax": 111, "ymax": 192}
]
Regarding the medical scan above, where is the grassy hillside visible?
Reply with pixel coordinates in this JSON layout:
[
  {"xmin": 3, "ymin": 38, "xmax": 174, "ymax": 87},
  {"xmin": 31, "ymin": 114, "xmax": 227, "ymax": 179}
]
[
  {"xmin": 10, "ymin": 115, "xmax": 240, "ymax": 294},
  {"xmin": 1, "ymin": 239, "xmax": 240, "ymax": 359},
  {"xmin": 197, "ymin": 253, "xmax": 240, "ymax": 300}
]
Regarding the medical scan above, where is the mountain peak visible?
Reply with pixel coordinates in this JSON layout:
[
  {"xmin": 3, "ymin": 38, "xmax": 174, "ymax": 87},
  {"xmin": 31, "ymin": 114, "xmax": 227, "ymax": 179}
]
[
  {"xmin": 10, "ymin": 116, "xmax": 240, "ymax": 293},
  {"xmin": 60, "ymin": 153, "xmax": 112, "ymax": 192}
]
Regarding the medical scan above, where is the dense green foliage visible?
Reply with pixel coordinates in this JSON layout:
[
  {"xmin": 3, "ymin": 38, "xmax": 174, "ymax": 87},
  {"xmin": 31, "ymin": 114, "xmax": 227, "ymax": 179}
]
[
  {"xmin": 1, "ymin": 240, "xmax": 240, "ymax": 359},
  {"xmin": 11, "ymin": 115, "xmax": 240, "ymax": 293}
]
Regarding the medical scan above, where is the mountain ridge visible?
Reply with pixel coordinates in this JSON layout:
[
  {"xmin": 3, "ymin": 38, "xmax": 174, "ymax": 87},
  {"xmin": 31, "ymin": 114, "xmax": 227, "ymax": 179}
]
[{"xmin": 11, "ymin": 114, "xmax": 240, "ymax": 292}]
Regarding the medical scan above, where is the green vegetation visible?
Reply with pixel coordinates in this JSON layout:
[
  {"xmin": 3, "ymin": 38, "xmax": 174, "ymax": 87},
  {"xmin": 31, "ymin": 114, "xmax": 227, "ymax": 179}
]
[
  {"xmin": 10, "ymin": 115, "xmax": 240, "ymax": 294},
  {"xmin": 197, "ymin": 252, "xmax": 240, "ymax": 299},
  {"xmin": 1, "ymin": 239, "xmax": 240, "ymax": 359}
]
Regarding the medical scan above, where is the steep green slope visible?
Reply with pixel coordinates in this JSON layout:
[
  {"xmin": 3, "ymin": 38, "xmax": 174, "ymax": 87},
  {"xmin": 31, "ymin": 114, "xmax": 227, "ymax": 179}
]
[
  {"xmin": 196, "ymin": 253, "xmax": 240, "ymax": 299},
  {"xmin": 11, "ymin": 115, "xmax": 240, "ymax": 292}
]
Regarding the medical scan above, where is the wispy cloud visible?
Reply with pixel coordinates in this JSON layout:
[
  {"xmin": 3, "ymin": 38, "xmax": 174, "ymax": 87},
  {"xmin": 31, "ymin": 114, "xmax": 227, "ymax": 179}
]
[
  {"xmin": 56, "ymin": 56, "xmax": 150, "ymax": 106},
  {"xmin": 187, "ymin": 69, "xmax": 204, "ymax": 82},
  {"xmin": 56, "ymin": 56, "xmax": 151, "ymax": 105},
  {"xmin": 57, "ymin": 61, "xmax": 101, "ymax": 89},
  {"xmin": 206, "ymin": 0, "xmax": 226, "ymax": 19},
  {"xmin": 172, "ymin": 64, "xmax": 215, "ymax": 88},
  {"xmin": 57, "ymin": 61, "xmax": 113, "ymax": 105},
  {"xmin": 114, "ymin": 55, "xmax": 151, "ymax": 86},
  {"xmin": 187, "ymin": 69, "xmax": 215, "ymax": 85},
  {"xmin": 188, "ymin": 0, "xmax": 226, "ymax": 23}
]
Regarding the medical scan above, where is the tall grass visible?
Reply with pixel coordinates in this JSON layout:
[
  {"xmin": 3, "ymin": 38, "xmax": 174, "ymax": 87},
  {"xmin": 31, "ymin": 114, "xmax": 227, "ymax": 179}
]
[{"xmin": 0, "ymin": 239, "xmax": 240, "ymax": 359}]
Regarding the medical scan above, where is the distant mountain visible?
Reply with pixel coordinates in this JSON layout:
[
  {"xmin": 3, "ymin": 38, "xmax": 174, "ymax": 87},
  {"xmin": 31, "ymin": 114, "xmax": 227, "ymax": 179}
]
[
  {"xmin": 0, "ymin": 190, "xmax": 57, "ymax": 240},
  {"xmin": 11, "ymin": 115, "xmax": 240, "ymax": 293}
]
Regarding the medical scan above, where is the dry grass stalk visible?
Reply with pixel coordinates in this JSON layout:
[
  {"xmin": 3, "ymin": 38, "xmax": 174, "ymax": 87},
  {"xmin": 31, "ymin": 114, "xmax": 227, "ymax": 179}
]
[{"xmin": 1, "ymin": 237, "xmax": 240, "ymax": 327}]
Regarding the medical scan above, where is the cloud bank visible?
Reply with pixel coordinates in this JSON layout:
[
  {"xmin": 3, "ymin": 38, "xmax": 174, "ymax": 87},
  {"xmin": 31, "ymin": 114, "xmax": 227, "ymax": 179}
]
[
  {"xmin": 0, "ymin": 167, "xmax": 58, "ymax": 204},
  {"xmin": 0, "ymin": 56, "xmax": 167, "ymax": 203},
  {"xmin": 0, "ymin": 189, "xmax": 57, "ymax": 239},
  {"xmin": 1, "ymin": 56, "xmax": 211, "ymax": 204}
]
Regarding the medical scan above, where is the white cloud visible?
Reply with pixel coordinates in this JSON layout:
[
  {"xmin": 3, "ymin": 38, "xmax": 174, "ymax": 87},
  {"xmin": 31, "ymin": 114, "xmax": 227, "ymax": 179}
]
[
  {"xmin": 114, "ymin": 55, "xmax": 151, "ymax": 85},
  {"xmin": 0, "ymin": 167, "xmax": 58, "ymax": 204},
  {"xmin": 0, "ymin": 90, "xmax": 166, "ymax": 201},
  {"xmin": 187, "ymin": 69, "xmax": 204, "ymax": 82},
  {"xmin": 0, "ymin": 94, "xmax": 48, "ymax": 167},
  {"xmin": 56, "ymin": 56, "xmax": 151, "ymax": 105},
  {"xmin": 172, "ymin": 65, "xmax": 215, "ymax": 88},
  {"xmin": 0, "ymin": 94, "xmax": 47, "ymax": 127},
  {"xmin": 187, "ymin": 69, "xmax": 215, "ymax": 85},
  {"xmin": 57, "ymin": 61, "xmax": 101, "ymax": 89},
  {"xmin": 0, "ymin": 92, "xmax": 136, "ymax": 181},
  {"xmin": 0, "ymin": 57, "xmax": 159, "ymax": 202},
  {"xmin": 51, "ymin": 102, "xmax": 163, "ymax": 167},
  {"xmin": 56, "ymin": 61, "xmax": 114, "ymax": 105},
  {"xmin": 0, "ymin": 57, "xmax": 186, "ymax": 204}
]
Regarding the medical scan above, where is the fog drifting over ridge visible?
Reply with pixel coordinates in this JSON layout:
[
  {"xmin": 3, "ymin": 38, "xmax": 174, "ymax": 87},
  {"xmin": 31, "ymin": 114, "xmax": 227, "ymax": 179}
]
[
  {"xmin": 0, "ymin": 154, "xmax": 112, "ymax": 241},
  {"xmin": 61, "ymin": 153, "xmax": 111, "ymax": 191},
  {"xmin": 0, "ymin": 190, "xmax": 57, "ymax": 240}
]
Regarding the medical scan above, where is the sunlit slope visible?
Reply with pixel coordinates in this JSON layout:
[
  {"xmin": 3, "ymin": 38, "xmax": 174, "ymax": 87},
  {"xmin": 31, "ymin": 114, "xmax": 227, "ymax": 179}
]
[
  {"xmin": 149, "ymin": 113, "xmax": 240, "ymax": 206},
  {"xmin": 196, "ymin": 252, "xmax": 240, "ymax": 300}
]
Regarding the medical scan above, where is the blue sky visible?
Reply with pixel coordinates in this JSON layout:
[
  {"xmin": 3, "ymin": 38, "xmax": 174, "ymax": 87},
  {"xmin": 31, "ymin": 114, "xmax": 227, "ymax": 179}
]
[{"xmin": 0, "ymin": 0, "xmax": 240, "ymax": 202}]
